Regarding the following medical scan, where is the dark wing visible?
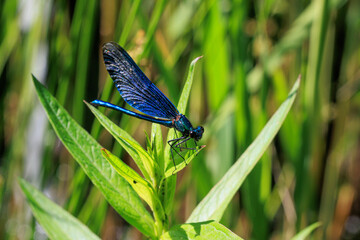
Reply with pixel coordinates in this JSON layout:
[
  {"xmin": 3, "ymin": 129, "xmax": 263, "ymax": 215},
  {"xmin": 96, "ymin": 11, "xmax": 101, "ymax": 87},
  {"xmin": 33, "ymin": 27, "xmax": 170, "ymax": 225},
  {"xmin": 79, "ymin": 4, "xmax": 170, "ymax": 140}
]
[{"xmin": 102, "ymin": 42, "xmax": 179, "ymax": 119}]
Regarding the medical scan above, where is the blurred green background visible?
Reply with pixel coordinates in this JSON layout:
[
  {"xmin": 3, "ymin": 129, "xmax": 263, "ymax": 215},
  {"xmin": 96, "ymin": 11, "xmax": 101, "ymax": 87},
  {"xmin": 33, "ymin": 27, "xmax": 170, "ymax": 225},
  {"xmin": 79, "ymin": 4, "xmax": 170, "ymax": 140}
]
[{"xmin": 1, "ymin": 0, "xmax": 359, "ymax": 239}]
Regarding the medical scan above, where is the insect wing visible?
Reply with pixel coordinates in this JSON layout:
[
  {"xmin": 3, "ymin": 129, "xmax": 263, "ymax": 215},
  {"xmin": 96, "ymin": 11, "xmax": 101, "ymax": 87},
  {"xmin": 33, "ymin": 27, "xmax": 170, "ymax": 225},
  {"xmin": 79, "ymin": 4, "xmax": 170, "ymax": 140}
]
[{"xmin": 103, "ymin": 42, "xmax": 179, "ymax": 119}]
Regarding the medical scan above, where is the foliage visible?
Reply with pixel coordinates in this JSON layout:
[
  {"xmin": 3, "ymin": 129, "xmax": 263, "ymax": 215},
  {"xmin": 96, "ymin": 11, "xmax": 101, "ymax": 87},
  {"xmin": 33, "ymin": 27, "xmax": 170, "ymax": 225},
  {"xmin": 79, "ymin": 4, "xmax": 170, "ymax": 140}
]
[
  {"xmin": 1, "ymin": 0, "xmax": 359, "ymax": 239},
  {"xmin": 23, "ymin": 67, "xmax": 298, "ymax": 239}
]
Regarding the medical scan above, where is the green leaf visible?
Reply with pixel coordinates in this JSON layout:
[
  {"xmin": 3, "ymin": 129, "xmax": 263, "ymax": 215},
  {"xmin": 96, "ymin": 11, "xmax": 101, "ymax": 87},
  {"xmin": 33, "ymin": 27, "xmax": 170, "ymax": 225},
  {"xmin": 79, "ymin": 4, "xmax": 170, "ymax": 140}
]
[
  {"xmin": 141, "ymin": 0, "xmax": 168, "ymax": 58},
  {"xmin": 160, "ymin": 221, "xmax": 242, "ymax": 240},
  {"xmin": 151, "ymin": 123, "xmax": 164, "ymax": 173},
  {"xmin": 101, "ymin": 148, "xmax": 166, "ymax": 229},
  {"xmin": 177, "ymin": 56, "xmax": 203, "ymax": 113},
  {"xmin": 291, "ymin": 222, "xmax": 322, "ymax": 240},
  {"xmin": 86, "ymin": 102, "xmax": 157, "ymax": 183},
  {"xmin": 101, "ymin": 148, "xmax": 156, "ymax": 208},
  {"xmin": 187, "ymin": 76, "xmax": 301, "ymax": 222},
  {"xmin": 162, "ymin": 56, "xmax": 202, "ymax": 214},
  {"xmin": 19, "ymin": 179, "xmax": 100, "ymax": 240},
  {"xmin": 203, "ymin": 5, "xmax": 229, "ymax": 111},
  {"xmin": 164, "ymin": 56, "xmax": 203, "ymax": 166},
  {"xmin": 32, "ymin": 76, "xmax": 155, "ymax": 238}
]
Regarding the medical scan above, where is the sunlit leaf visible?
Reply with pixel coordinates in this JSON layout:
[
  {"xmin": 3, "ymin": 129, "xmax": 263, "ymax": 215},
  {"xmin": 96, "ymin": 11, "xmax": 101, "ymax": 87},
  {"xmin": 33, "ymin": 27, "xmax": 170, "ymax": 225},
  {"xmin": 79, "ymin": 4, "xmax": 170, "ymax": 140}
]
[
  {"xmin": 160, "ymin": 221, "xmax": 242, "ymax": 240},
  {"xmin": 32, "ymin": 76, "xmax": 155, "ymax": 238},
  {"xmin": 164, "ymin": 56, "xmax": 203, "ymax": 166},
  {"xmin": 101, "ymin": 148, "xmax": 165, "ymax": 226},
  {"xmin": 187, "ymin": 76, "xmax": 301, "ymax": 222},
  {"xmin": 162, "ymin": 56, "xmax": 202, "ymax": 215},
  {"xmin": 86, "ymin": 102, "xmax": 157, "ymax": 182}
]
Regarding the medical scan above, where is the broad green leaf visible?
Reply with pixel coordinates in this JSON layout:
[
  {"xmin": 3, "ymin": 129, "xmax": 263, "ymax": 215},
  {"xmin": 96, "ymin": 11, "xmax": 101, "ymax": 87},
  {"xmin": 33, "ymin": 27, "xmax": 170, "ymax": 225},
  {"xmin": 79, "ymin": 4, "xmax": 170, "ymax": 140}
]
[
  {"xmin": 162, "ymin": 56, "xmax": 202, "ymax": 214},
  {"xmin": 187, "ymin": 76, "xmax": 301, "ymax": 222},
  {"xmin": 32, "ymin": 76, "xmax": 155, "ymax": 238},
  {"xmin": 19, "ymin": 179, "xmax": 100, "ymax": 240},
  {"xmin": 101, "ymin": 148, "xmax": 166, "ymax": 230},
  {"xmin": 86, "ymin": 102, "xmax": 157, "ymax": 183},
  {"xmin": 160, "ymin": 221, "xmax": 242, "ymax": 240},
  {"xmin": 101, "ymin": 148, "xmax": 156, "ymax": 207},
  {"xmin": 291, "ymin": 222, "xmax": 322, "ymax": 240}
]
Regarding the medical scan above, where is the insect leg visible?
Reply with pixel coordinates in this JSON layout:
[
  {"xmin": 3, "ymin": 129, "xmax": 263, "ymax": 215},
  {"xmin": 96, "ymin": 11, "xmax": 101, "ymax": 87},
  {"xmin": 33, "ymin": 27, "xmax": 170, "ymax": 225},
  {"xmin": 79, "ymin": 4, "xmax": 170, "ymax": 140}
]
[
  {"xmin": 167, "ymin": 136, "xmax": 186, "ymax": 170},
  {"xmin": 173, "ymin": 130, "xmax": 185, "ymax": 152},
  {"xmin": 176, "ymin": 139, "xmax": 203, "ymax": 157},
  {"xmin": 176, "ymin": 138, "xmax": 198, "ymax": 151},
  {"xmin": 173, "ymin": 137, "xmax": 192, "ymax": 165},
  {"xmin": 174, "ymin": 137, "xmax": 191, "ymax": 149}
]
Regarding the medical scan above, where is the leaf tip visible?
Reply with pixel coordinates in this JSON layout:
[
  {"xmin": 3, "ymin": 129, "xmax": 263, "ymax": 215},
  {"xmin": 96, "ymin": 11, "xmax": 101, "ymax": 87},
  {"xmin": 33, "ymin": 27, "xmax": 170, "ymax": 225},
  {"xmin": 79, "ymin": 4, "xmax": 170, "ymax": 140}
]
[
  {"xmin": 287, "ymin": 74, "xmax": 301, "ymax": 99},
  {"xmin": 101, "ymin": 148, "xmax": 110, "ymax": 156},
  {"xmin": 296, "ymin": 74, "xmax": 301, "ymax": 84},
  {"xmin": 191, "ymin": 56, "xmax": 203, "ymax": 65},
  {"xmin": 84, "ymin": 100, "xmax": 93, "ymax": 108},
  {"xmin": 31, "ymin": 75, "xmax": 41, "ymax": 90}
]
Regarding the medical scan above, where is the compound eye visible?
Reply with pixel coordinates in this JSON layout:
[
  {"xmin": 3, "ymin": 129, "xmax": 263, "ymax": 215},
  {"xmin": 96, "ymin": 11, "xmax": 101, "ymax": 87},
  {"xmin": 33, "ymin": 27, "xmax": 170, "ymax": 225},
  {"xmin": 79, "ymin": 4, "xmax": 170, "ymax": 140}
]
[
  {"xmin": 194, "ymin": 127, "xmax": 204, "ymax": 141},
  {"xmin": 190, "ymin": 131, "xmax": 195, "ymax": 138}
]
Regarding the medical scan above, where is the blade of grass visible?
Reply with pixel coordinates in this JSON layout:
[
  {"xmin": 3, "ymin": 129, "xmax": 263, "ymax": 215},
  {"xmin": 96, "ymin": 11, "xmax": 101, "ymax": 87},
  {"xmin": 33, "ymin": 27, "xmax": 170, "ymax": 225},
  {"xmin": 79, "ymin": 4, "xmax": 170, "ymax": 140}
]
[
  {"xmin": 72, "ymin": 0, "xmax": 97, "ymax": 124},
  {"xmin": 297, "ymin": 0, "xmax": 330, "ymax": 227},
  {"xmin": 0, "ymin": 20, "xmax": 19, "ymax": 76},
  {"xmin": 141, "ymin": 0, "xmax": 168, "ymax": 59},
  {"xmin": 61, "ymin": 0, "xmax": 97, "ymax": 218},
  {"xmin": 77, "ymin": 187, "xmax": 107, "ymax": 235},
  {"xmin": 151, "ymin": 43, "xmax": 179, "ymax": 103},
  {"xmin": 187, "ymin": 76, "xmax": 301, "ymax": 222},
  {"xmin": 118, "ymin": 0, "xmax": 141, "ymax": 46},
  {"xmin": 291, "ymin": 222, "xmax": 322, "ymax": 240},
  {"xmin": 203, "ymin": 3, "xmax": 229, "ymax": 111}
]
